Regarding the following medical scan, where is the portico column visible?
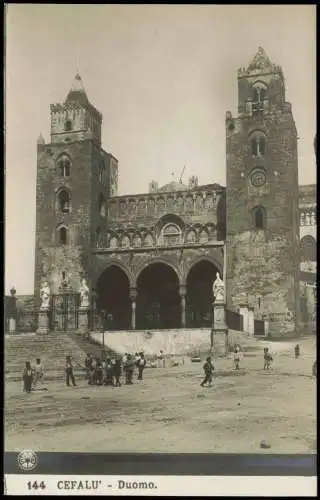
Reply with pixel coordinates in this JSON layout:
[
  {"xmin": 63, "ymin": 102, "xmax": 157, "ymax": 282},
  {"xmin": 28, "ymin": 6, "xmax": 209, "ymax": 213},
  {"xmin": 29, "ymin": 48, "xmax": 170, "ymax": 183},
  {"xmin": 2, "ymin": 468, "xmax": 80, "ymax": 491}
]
[
  {"xmin": 179, "ymin": 285, "xmax": 187, "ymax": 328},
  {"xmin": 129, "ymin": 288, "xmax": 137, "ymax": 330}
]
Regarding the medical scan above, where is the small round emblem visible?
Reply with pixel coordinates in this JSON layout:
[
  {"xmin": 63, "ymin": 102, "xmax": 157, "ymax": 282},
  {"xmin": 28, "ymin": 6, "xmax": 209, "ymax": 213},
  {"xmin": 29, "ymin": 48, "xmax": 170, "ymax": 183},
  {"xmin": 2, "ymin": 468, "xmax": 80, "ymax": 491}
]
[
  {"xmin": 251, "ymin": 169, "xmax": 266, "ymax": 187},
  {"xmin": 17, "ymin": 450, "xmax": 38, "ymax": 472}
]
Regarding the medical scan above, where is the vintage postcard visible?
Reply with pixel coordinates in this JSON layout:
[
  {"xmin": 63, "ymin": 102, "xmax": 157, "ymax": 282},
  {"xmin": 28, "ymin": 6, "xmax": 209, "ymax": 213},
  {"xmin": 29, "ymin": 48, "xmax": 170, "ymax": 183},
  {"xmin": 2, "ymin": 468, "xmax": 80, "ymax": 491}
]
[{"xmin": 4, "ymin": 4, "xmax": 317, "ymax": 496}]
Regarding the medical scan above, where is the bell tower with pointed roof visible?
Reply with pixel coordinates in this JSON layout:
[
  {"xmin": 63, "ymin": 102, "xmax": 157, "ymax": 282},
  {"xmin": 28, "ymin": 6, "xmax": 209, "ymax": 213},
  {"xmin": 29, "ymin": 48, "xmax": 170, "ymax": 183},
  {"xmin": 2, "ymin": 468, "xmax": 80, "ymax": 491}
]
[
  {"xmin": 50, "ymin": 73, "xmax": 102, "ymax": 146},
  {"xmin": 34, "ymin": 73, "xmax": 119, "ymax": 305},
  {"xmin": 225, "ymin": 47, "xmax": 301, "ymax": 337}
]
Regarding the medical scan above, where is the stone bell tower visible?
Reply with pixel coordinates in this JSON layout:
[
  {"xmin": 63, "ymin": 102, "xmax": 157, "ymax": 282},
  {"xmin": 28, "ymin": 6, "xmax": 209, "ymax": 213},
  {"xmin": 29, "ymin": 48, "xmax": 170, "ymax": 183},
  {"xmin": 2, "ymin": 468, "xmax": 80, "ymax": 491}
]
[
  {"xmin": 34, "ymin": 74, "xmax": 118, "ymax": 305},
  {"xmin": 225, "ymin": 47, "xmax": 300, "ymax": 336}
]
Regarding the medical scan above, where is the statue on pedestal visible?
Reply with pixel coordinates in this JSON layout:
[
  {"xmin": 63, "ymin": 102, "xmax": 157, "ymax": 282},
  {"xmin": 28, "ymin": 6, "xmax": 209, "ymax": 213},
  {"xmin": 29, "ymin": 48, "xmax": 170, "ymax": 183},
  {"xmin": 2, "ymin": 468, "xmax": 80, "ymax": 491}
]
[
  {"xmin": 40, "ymin": 281, "xmax": 51, "ymax": 309},
  {"xmin": 79, "ymin": 278, "xmax": 90, "ymax": 308},
  {"xmin": 213, "ymin": 272, "xmax": 225, "ymax": 303}
]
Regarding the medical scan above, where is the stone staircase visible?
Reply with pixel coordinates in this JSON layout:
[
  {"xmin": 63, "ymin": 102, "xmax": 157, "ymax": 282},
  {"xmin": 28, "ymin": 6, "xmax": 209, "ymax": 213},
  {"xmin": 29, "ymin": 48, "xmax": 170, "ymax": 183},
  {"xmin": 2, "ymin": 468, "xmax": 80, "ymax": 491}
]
[{"xmin": 5, "ymin": 332, "xmax": 107, "ymax": 382}]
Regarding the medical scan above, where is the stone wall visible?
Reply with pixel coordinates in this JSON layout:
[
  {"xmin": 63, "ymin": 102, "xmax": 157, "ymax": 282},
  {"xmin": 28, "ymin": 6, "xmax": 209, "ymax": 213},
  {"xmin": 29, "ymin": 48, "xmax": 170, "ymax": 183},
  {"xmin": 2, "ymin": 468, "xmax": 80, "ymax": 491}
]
[{"xmin": 226, "ymin": 230, "xmax": 298, "ymax": 336}]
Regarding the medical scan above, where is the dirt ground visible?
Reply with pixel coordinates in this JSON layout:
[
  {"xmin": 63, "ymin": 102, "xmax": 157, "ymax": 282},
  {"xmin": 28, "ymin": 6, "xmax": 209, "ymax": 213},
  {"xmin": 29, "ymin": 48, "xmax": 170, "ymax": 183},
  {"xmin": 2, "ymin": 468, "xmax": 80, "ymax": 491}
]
[{"xmin": 5, "ymin": 339, "xmax": 316, "ymax": 454}]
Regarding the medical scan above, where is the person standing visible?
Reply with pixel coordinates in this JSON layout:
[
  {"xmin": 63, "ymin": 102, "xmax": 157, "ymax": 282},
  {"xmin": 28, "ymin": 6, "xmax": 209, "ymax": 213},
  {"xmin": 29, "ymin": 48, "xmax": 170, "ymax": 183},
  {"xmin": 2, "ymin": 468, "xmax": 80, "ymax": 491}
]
[
  {"xmin": 263, "ymin": 348, "xmax": 273, "ymax": 370},
  {"xmin": 294, "ymin": 344, "xmax": 300, "ymax": 359},
  {"xmin": 105, "ymin": 358, "xmax": 114, "ymax": 386},
  {"xmin": 84, "ymin": 354, "xmax": 92, "ymax": 381},
  {"xmin": 23, "ymin": 361, "xmax": 33, "ymax": 393},
  {"xmin": 200, "ymin": 356, "xmax": 214, "ymax": 387},
  {"xmin": 65, "ymin": 356, "xmax": 77, "ymax": 387},
  {"xmin": 114, "ymin": 356, "xmax": 122, "ymax": 387},
  {"xmin": 137, "ymin": 352, "xmax": 146, "ymax": 381},
  {"xmin": 33, "ymin": 358, "xmax": 44, "ymax": 389},
  {"xmin": 125, "ymin": 354, "xmax": 135, "ymax": 384},
  {"xmin": 233, "ymin": 345, "xmax": 241, "ymax": 371}
]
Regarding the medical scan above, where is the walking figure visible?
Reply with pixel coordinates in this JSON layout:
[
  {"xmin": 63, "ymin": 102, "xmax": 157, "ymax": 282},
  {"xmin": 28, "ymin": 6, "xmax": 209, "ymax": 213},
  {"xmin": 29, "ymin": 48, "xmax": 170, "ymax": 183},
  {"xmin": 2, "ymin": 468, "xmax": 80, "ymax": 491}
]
[
  {"xmin": 23, "ymin": 361, "xmax": 33, "ymax": 393},
  {"xmin": 200, "ymin": 356, "xmax": 214, "ymax": 387},
  {"xmin": 294, "ymin": 344, "xmax": 300, "ymax": 359},
  {"xmin": 263, "ymin": 348, "xmax": 273, "ymax": 370},
  {"xmin": 65, "ymin": 355, "xmax": 77, "ymax": 387}
]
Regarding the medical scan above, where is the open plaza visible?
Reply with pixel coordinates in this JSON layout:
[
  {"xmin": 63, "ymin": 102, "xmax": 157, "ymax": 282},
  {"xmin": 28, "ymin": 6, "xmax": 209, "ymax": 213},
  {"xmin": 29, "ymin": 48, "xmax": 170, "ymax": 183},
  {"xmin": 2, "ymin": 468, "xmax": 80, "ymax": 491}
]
[{"xmin": 5, "ymin": 335, "xmax": 316, "ymax": 454}]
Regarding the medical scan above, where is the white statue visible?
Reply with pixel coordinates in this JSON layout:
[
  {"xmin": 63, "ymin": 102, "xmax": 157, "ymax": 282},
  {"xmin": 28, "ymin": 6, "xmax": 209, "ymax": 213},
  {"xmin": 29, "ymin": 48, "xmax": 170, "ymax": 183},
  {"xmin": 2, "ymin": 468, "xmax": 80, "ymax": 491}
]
[
  {"xmin": 40, "ymin": 281, "xmax": 51, "ymax": 309},
  {"xmin": 80, "ymin": 278, "xmax": 90, "ymax": 308},
  {"xmin": 212, "ymin": 272, "xmax": 225, "ymax": 302}
]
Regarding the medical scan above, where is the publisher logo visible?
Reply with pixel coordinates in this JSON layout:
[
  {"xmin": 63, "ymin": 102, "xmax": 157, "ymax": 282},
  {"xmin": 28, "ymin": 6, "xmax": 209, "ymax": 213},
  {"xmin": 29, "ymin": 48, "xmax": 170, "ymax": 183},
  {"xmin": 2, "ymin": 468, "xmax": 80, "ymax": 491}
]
[{"xmin": 17, "ymin": 450, "xmax": 38, "ymax": 472}]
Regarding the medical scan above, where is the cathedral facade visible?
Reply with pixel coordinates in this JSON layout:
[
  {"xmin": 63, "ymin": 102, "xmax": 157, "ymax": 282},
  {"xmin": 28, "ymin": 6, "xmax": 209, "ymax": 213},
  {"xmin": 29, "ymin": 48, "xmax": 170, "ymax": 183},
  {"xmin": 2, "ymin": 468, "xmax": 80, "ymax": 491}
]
[{"xmin": 34, "ymin": 48, "xmax": 316, "ymax": 336}]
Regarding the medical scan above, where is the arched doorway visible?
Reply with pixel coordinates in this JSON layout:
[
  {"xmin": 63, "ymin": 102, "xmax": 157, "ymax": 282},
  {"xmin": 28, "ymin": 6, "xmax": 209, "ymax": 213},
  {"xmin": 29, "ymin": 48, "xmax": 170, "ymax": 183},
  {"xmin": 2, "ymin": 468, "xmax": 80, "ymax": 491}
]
[
  {"xmin": 186, "ymin": 260, "xmax": 219, "ymax": 327},
  {"xmin": 96, "ymin": 265, "xmax": 131, "ymax": 330},
  {"xmin": 136, "ymin": 263, "xmax": 180, "ymax": 329}
]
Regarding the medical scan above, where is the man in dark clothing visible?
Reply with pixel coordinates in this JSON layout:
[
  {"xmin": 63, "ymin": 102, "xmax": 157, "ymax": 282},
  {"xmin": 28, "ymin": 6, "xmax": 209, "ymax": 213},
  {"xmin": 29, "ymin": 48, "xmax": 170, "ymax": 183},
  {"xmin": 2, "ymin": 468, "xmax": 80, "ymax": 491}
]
[
  {"xmin": 114, "ymin": 356, "xmax": 122, "ymax": 387},
  {"xmin": 23, "ymin": 361, "xmax": 33, "ymax": 393},
  {"xmin": 65, "ymin": 356, "xmax": 77, "ymax": 387},
  {"xmin": 294, "ymin": 344, "xmax": 300, "ymax": 359},
  {"xmin": 137, "ymin": 352, "xmax": 146, "ymax": 381},
  {"xmin": 200, "ymin": 356, "xmax": 214, "ymax": 387},
  {"xmin": 105, "ymin": 358, "xmax": 114, "ymax": 386},
  {"xmin": 125, "ymin": 354, "xmax": 135, "ymax": 384}
]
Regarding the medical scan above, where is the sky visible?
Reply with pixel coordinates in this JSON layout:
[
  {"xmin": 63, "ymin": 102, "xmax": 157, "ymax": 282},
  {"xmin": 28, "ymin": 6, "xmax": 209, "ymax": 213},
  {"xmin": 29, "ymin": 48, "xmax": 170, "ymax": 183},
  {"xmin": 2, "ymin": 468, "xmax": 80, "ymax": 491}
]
[{"xmin": 5, "ymin": 4, "xmax": 316, "ymax": 294}]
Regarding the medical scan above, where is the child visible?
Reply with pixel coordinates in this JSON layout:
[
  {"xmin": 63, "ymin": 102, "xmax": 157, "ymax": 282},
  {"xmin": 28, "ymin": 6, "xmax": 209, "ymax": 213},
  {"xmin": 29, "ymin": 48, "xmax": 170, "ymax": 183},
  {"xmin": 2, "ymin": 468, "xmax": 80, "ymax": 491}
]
[
  {"xmin": 200, "ymin": 356, "xmax": 214, "ymax": 387},
  {"xmin": 23, "ymin": 361, "xmax": 33, "ymax": 393},
  {"xmin": 263, "ymin": 347, "xmax": 273, "ymax": 370},
  {"xmin": 233, "ymin": 345, "xmax": 241, "ymax": 370}
]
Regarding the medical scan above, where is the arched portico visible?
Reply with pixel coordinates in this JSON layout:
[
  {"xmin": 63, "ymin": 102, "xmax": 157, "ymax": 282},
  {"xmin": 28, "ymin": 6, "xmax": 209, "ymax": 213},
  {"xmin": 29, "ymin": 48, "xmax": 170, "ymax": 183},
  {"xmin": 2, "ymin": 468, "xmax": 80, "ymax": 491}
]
[
  {"xmin": 186, "ymin": 259, "xmax": 219, "ymax": 327},
  {"xmin": 136, "ymin": 263, "xmax": 181, "ymax": 330},
  {"xmin": 96, "ymin": 265, "xmax": 131, "ymax": 330}
]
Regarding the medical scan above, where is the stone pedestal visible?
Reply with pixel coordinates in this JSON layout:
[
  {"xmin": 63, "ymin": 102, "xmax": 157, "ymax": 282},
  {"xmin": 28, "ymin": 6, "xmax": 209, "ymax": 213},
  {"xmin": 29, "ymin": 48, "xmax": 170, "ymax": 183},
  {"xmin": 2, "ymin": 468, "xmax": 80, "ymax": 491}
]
[
  {"xmin": 213, "ymin": 301, "xmax": 227, "ymax": 330},
  {"xmin": 8, "ymin": 317, "xmax": 16, "ymax": 335},
  {"xmin": 212, "ymin": 300, "xmax": 228, "ymax": 356},
  {"xmin": 78, "ymin": 307, "xmax": 89, "ymax": 335},
  {"xmin": 248, "ymin": 307, "xmax": 255, "ymax": 336},
  {"xmin": 37, "ymin": 309, "xmax": 50, "ymax": 334},
  {"xmin": 239, "ymin": 303, "xmax": 249, "ymax": 333}
]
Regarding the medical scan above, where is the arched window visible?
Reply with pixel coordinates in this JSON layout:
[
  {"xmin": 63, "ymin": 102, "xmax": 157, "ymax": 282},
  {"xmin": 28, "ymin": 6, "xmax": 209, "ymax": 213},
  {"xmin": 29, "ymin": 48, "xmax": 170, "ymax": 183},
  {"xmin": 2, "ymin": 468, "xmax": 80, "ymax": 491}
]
[
  {"xmin": 58, "ymin": 226, "xmax": 68, "ymax": 245},
  {"xmin": 300, "ymin": 235, "xmax": 316, "ymax": 262},
  {"xmin": 98, "ymin": 194, "xmax": 106, "ymax": 217},
  {"xmin": 252, "ymin": 82, "xmax": 268, "ymax": 116},
  {"xmin": 57, "ymin": 154, "xmax": 71, "ymax": 177},
  {"xmin": 57, "ymin": 189, "xmax": 71, "ymax": 213},
  {"xmin": 250, "ymin": 132, "xmax": 266, "ymax": 157},
  {"xmin": 99, "ymin": 162, "xmax": 106, "ymax": 186},
  {"xmin": 144, "ymin": 234, "xmax": 154, "ymax": 247},
  {"xmin": 121, "ymin": 235, "xmax": 130, "ymax": 248},
  {"xmin": 161, "ymin": 223, "xmax": 182, "ymax": 246},
  {"xmin": 64, "ymin": 120, "xmax": 72, "ymax": 132},
  {"xmin": 252, "ymin": 206, "xmax": 266, "ymax": 230}
]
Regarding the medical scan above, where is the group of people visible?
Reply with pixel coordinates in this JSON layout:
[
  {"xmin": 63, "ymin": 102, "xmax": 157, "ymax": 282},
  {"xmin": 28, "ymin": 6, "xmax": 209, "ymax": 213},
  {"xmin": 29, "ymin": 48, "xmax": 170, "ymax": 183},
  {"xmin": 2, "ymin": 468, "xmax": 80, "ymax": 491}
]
[
  {"xmin": 22, "ymin": 342, "xmax": 316, "ymax": 394},
  {"xmin": 84, "ymin": 351, "xmax": 147, "ymax": 387}
]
